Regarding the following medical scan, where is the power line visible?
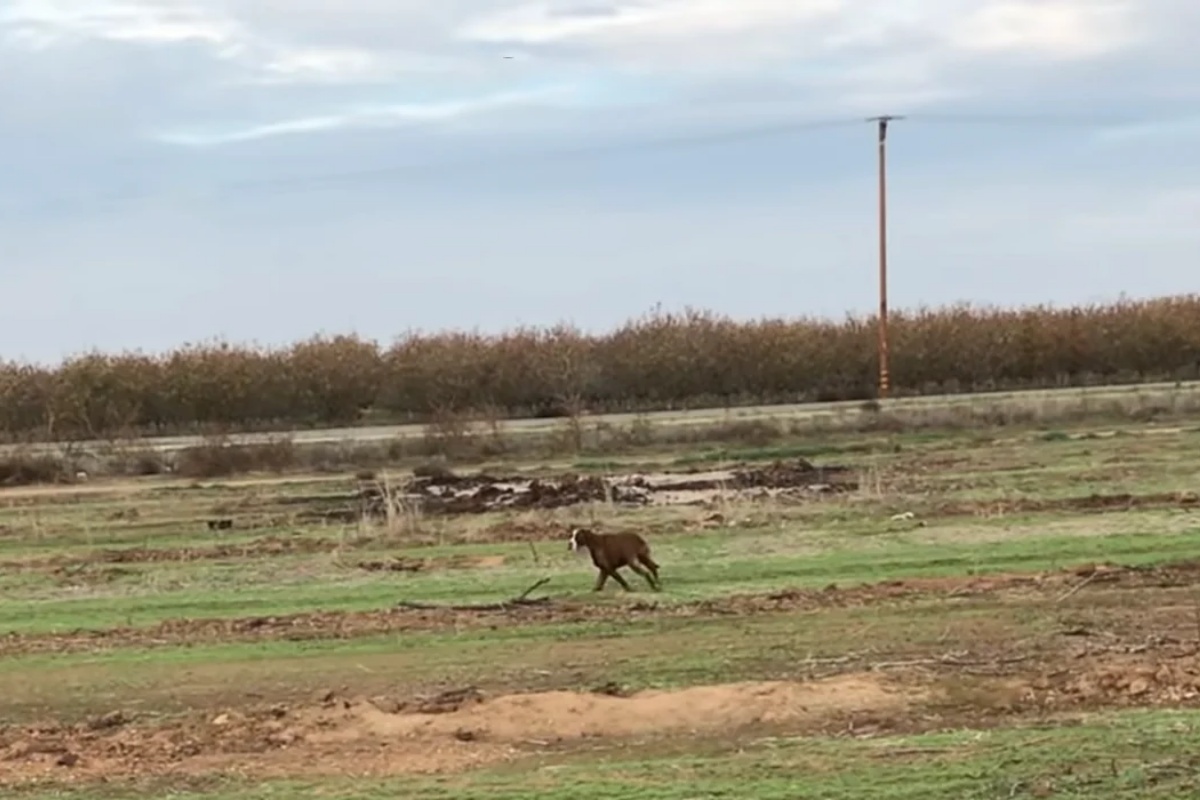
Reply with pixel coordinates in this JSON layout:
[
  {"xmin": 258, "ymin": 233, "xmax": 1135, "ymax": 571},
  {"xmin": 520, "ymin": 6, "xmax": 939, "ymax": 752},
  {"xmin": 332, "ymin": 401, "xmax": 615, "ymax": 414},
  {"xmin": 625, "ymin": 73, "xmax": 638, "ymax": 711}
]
[
  {"xmin": 0, "ymin": 109, "xmax": 1184, "ymax": 219},
  {"xmin": 903, "ymin": 111, "xmax": 1151, "ymax": 127},
  {"xmin": 0, "ymin": 115, "xmax": 868, "ymax": 219}
]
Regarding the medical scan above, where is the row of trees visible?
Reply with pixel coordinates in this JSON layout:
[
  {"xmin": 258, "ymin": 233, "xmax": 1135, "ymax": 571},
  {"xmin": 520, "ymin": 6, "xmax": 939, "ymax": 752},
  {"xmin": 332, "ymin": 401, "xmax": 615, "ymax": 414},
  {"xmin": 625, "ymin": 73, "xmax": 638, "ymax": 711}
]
[{"xmin": 2, "ymin": 295, "xmax": 1198, "ymax": 441}]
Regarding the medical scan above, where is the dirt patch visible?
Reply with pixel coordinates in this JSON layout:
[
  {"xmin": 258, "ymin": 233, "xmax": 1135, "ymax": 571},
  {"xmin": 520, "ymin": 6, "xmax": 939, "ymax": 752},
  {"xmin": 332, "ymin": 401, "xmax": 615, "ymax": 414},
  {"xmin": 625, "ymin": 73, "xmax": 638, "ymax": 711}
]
[
  {"xmin": 926, "ymin": 490, "xmax": 1200, "ymax": 519},
  {"xmin": 6, "ymin": 560, "xmax": 1200, "ymax": 658},
  {"xmin": 0, "ymin": 674, "xmax": 916, "ymax": 783},
  {"xmin": 296, "ymin": 459, "xmax": 856, "ymax": 522},
  {"xmin": 8, "ymin": 641, "xmax": 1200, "ymax": 786},
  {"xmin": 6, "ymin": 538, "xmax": 510, "ymax": 577},
  {"xmin": 1042, "ymin": 649, "xmax": 1200, "ymax": 707},
  {"xmin": 5, "ymin": 535, "xmax": 351, "ymax": 574},
  {"xmin": 355, "ymin": 554, "xmax": 507, "ymax": 573},
  {"xmin": 327, "ymin": 674, "xmax": 914, "ymax": 744}
]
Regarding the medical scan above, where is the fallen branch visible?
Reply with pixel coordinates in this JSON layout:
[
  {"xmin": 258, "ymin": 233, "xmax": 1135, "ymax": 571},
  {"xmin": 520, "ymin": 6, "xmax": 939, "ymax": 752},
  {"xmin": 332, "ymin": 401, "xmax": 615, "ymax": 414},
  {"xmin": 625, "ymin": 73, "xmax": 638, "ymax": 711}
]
[
  {"xmin": 1056, "ymin": 572, "xmax": 1099, "ymax": 603},
  {"xmin": 396, "ymin": 577, "xmax": 553, "ymax": 612}
]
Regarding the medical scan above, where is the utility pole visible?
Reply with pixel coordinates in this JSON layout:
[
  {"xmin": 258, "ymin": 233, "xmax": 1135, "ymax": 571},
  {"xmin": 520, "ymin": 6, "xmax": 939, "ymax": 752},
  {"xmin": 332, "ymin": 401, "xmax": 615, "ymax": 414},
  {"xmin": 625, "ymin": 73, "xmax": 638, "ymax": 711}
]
[{"xmin": 866, "ymin": 115, "xmax": 903, "ymax": 400}]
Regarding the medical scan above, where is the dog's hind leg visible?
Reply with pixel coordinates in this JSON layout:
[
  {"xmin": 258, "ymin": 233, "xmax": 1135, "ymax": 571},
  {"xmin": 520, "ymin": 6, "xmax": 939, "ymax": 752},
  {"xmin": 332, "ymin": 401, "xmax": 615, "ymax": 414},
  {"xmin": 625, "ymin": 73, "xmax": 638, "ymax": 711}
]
[
  {"xmin": 628, "ymin": 561, "xmax": 659, "ymax": 591},
  {"xmin": 637, "ymin": 554, "xmax": 661, "ymax": 590}
]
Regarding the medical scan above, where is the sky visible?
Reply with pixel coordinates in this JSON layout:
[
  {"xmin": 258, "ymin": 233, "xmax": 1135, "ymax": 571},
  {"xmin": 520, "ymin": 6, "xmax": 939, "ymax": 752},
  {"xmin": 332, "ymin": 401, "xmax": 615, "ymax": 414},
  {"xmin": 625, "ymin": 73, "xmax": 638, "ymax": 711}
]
[{"xmin": 0, "ymin": 0, "xmax": 1197, "ymax": 363}]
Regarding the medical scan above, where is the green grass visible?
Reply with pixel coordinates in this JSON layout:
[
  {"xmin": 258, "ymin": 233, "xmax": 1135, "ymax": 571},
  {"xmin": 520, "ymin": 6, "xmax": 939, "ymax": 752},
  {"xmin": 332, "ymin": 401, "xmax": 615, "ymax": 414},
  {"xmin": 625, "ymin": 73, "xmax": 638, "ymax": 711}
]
[
  {"xmin": 2, "ymin": 520, "xmax": 1197, "ymax": 635},
  {"xmin": 3, "ymin": 419, "xmax": 1200, "ymax": 793},
  {"xmin": 0, "ymin": 599, "xmax": 1003, "ymax": 722},
  {"xmin": 12, "ymin": 710, "xmax": 1200, "ymax": 799}
]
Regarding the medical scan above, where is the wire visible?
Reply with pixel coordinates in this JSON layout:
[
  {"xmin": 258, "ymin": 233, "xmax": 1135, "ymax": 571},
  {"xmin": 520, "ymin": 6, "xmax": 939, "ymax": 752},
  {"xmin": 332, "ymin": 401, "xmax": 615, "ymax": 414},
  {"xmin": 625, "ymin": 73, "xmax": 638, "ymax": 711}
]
[
  {"xmin": 0, "ymin": 115, "xmax": 868, "ymax": 218},
  {"xmin": 0, "ymin": 109, "xmax": 1184, "ymax": 219},
  {"xmin": 220, "ymin": 115, "xmax": 868, "ymax": 194},
  {"xmin": 903, "ymin": 111, "xmax": 1146, "ymax": 127}
]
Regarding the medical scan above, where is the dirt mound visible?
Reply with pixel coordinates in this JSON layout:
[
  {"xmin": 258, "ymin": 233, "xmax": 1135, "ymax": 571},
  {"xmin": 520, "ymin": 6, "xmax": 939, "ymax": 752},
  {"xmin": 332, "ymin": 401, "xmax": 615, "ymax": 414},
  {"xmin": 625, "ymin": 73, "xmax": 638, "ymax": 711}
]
[
  {"xmin": 328, "ymin": 675, "xmax": 914, "ymax": 745},
  {"xmin": 1040, "ymin": 649, "xmax": 1200, "ymax": 707},
  {"xmin": 0, "ymin": 675, "xmax": 915, "ymax": 782},
  {"xmin": 298, "ymin": 459, "xmax": 856, "ymax": 521},
  {"xmin": 10, "ymin": 644, "xmax": 1200, "ymax": 785}
]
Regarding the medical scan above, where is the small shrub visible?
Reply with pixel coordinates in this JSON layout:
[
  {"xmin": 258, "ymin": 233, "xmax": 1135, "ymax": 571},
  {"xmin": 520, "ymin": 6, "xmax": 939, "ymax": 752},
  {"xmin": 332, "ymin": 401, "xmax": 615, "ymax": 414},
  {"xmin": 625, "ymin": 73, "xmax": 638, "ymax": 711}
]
[
  {"xmin": 0, "ymin": 451, "xmax": 70, "ymax": 486},
  {"xmin": 174, "ymin": 436, "xmax": 296, "ymax": 478},
  {"xmin": 107, "ymin": 445, "xmax": 167, "ymax": 476}
]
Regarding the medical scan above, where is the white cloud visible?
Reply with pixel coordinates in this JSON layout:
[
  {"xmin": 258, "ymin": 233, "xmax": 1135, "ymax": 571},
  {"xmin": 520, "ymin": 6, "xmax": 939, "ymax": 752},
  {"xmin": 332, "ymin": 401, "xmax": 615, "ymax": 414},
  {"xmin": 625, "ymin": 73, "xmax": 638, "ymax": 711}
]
[
  {"xmin": 946, "ymin": 1, "xmax": 1140, "ymax": 59},
  {"xmin": 1, "ymin": 0, "xmax": 1195, "ymax": 151},
  {"xmin": 459, "ymin": 0, "xmax": 1146, "ymax": 66},
  {"xmin": 154, "ymin": 85, "xmax": 579, "ymax": 145},
  {"xmin": 0, "ymin": 1, "xmax": 239, "ymax": 49},
  {"xmin": 462, "ymin": 0, "xmax": 843, "ymax": 45},
  {"xmin": 0, "ymin": 0, "xmax": 434, "ymax": 85}
]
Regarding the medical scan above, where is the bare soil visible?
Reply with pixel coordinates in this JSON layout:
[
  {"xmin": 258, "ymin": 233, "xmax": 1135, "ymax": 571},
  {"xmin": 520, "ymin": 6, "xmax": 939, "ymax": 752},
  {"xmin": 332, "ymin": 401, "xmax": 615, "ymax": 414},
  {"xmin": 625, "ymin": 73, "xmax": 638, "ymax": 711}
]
[
  {"xmin": 926, "ymin": 490, "xmax": 1200, "ymax": 518},
  {"xmin": 6, "ymin": 537, "xmax": 509, "ymax": 579},
  {"xmin": 5, "ymin": 635, "xmax": 1200, "ymax": 785},
  {"xmin": 5, "ymin": 560, "xmax": 1199, "ymax": 658},
  {"xmin": 297, "ymin": 458, "xmax": 857, "ymax": 522}
]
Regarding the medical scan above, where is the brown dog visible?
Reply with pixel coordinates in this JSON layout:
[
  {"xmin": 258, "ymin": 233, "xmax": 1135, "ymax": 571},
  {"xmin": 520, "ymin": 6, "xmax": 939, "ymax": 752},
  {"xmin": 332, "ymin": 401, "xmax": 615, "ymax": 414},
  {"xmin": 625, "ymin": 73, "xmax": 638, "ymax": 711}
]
[{"xmin": 568, "ymin": 527, "xmax": 661, "ymax": 592}]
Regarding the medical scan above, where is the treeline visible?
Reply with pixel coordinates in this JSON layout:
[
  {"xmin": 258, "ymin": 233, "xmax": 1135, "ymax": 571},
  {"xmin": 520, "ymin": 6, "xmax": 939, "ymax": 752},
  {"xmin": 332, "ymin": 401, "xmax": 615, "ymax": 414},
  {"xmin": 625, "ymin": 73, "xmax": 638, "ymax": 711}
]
[{"xmin": 2, "ymin": 296, "xmax": 1199, "ymax": 441}]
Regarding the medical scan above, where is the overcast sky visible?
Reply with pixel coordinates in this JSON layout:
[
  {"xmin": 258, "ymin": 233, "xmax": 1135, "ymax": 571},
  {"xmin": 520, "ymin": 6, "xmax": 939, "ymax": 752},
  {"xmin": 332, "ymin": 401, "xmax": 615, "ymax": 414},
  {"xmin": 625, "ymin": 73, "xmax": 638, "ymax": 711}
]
[{"xmin": 1, "ymin": 1, "xmax": 1197, "ymax": 363}]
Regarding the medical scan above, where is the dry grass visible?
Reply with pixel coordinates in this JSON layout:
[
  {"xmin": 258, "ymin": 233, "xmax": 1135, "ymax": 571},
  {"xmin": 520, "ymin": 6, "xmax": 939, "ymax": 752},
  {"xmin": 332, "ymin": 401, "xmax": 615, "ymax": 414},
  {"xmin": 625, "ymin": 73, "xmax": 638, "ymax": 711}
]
[
  {"xmin": 2, "ymin": 381, "xmax": 1197, "ymax": 487},
  {"xmin": 2, "ymin": 296, "xmax": 1199, "ymax": 441}
]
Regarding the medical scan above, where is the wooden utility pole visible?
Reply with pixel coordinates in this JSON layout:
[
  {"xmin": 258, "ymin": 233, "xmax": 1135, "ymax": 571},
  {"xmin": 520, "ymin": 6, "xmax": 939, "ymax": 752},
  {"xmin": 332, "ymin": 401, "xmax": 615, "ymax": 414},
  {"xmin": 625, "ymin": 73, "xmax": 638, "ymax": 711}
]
[{"xmin": 867, "ymin": 115, "xmax": 903, "ymax": 399}]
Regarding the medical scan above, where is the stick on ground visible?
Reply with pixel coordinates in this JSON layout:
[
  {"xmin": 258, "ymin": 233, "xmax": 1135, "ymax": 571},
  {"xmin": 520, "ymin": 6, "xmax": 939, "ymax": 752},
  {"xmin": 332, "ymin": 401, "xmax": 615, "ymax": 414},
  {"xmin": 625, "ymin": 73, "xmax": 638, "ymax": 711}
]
[{"xmin": 396, "ymin": 577, "xmax": 553, "ymax": 612}]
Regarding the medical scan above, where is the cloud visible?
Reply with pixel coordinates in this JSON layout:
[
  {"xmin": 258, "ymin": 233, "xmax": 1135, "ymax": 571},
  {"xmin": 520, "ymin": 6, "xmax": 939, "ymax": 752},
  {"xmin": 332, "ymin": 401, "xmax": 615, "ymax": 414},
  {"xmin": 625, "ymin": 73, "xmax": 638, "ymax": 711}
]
[
  {"xmin": 0, "ymin": 0, "xmax": 439, "ymax": 85},
  {"xmin": 0, "ymin": 1, "xmax": 240, "ymax": 49},
  {"xmin": 153, "ymin": 85, "xmax": 582, "ymax": 146},
  {"xmin": 460, "ymin": 1, "xmax": 1146, "ymax": 66},
  {"xmin": 4, "ymin": 0, "xmax": 1193, "ymax": 150},
  {"xmin": 461, "ymin": 0, "xmax": 842, "ymax": 46},
  {"xmin": 945, "ymin": 1, "xmax": 1140, "ymax": 59}
]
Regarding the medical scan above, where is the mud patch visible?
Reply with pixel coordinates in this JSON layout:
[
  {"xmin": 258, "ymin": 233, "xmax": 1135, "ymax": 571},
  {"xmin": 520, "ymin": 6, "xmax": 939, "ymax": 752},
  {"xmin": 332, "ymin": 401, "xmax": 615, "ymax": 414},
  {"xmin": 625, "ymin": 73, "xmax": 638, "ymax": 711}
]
[{"xmin": 297, "ymin": 458, "xmax": 856, "ymax": 521}]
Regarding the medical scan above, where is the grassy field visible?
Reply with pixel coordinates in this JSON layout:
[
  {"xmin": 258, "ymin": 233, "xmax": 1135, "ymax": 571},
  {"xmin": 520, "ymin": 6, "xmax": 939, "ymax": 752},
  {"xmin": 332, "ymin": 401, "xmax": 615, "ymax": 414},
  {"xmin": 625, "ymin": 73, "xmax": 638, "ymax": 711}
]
[{"xmin": 2, "ymin": 410, "xmax": 1200, "ymax": 798}]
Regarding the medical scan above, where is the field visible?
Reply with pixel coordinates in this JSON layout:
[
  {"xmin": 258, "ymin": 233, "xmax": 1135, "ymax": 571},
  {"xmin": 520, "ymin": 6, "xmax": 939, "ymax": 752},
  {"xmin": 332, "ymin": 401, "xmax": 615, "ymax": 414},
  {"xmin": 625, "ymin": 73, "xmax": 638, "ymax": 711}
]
[{"xmin": 3, "ymin": 400, "xmax": 1200, "ymax": 798}]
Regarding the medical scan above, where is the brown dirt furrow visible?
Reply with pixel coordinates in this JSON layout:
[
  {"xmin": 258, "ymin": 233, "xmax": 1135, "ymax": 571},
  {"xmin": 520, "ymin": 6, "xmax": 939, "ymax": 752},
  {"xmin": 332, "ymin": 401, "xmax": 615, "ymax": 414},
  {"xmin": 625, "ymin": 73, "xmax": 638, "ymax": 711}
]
[
  {"xmin": 925, "ymin": 490, "xmax": 1200, "ymax": 518},
  {"xmin": 5, "ymin": 537, "xmax": 509, "ymax": 575},
  {"xmin": 5, "ymin": 560, "xmax": 1200, "ymax": 658},
  {"xmin": 7, "ymin": 535, "xmax": 345, "ymax": 571},
  {"xmin": 4, "ymin": 639, "xmax": 1200, "ymax": 787}
]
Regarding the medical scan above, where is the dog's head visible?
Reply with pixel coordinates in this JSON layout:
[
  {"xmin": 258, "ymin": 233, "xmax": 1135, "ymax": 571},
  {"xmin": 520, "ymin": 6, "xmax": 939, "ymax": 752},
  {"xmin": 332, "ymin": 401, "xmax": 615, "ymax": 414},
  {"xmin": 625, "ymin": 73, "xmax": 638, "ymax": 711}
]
[{"xmin": 568, "ymin": 527, "xmax": 592, "ymax": 552}]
